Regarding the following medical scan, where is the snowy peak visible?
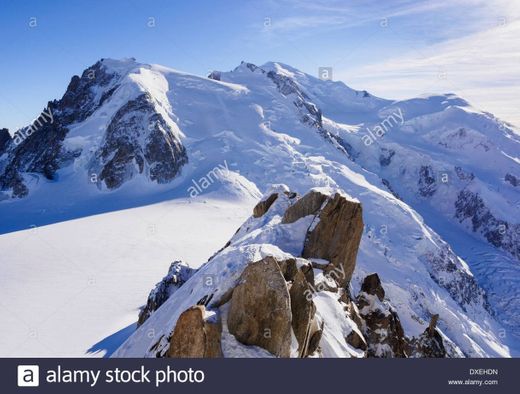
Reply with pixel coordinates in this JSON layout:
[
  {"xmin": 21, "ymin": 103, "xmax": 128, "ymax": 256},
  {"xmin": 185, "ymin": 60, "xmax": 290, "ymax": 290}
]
[{"xmin": 0, "ymin": 58, "xmax": 189, "ymax": 197}]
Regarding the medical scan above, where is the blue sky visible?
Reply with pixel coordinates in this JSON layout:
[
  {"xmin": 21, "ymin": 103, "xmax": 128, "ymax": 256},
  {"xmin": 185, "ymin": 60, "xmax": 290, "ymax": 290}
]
[{"xmin": 1, "ymin": 0, "xmax": 519, "ymax": 130}]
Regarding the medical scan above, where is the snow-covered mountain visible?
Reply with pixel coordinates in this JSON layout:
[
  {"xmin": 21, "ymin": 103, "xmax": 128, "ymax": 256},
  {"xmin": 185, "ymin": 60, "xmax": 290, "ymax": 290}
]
[{"xmin": 0, "ymin": 58, "xmax": 519, "ymax": 357}]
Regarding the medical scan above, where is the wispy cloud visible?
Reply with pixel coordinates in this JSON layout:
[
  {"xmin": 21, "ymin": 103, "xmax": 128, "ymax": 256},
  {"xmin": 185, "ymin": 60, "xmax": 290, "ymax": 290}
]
[
  {"xmin": 260, "ymin": 0, "xmax": 516, "ymax": 35},
  {"xmin": 343, "ymin": 19, "xmax": 520, "ymax": 126}
]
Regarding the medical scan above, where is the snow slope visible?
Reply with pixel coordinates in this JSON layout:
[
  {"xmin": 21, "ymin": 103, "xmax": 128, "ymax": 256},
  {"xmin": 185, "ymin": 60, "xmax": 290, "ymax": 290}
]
[
  {"xmin": 0, "ymin": 196, "xmax": 253, "ymax": 357},
  {"xmin": 1, "ymin": 58, "xmax": 519, "ymax": 357}
]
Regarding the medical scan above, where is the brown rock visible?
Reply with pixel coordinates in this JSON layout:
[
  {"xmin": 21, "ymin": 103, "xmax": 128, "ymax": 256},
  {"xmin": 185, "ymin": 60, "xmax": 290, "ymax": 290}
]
[
  {"xmin": 345, "ymin": 301, "xmax": 364, "ymax": 332},
  {"xmin": 290, "ymin": 270, "xmax": 317, "ymax": 357},
  {"xmin": 167, "ymin": 305, "xmax": 223, "ymax": 358},
  {"xmin": 282, "ymin": 190, "xmax": 328, "ymax": 224},
  {"xmin": 357, "ymin": 274, "xmax": 407, "ymax": 358},
  {"xmin": 278, "ymin": 258, "xmax": 298, "ymax": 281},
  {"xmin": 346, "ymin": 329, "xmax": 367, "ymax": 351},
  {"xmin": 302, "ymin": 193, "xmax": 363, "ymax": 287},
  {"xmin": 427, "ymin": 314, "xmax": 439, "ymax": 336},
  {"xmin": 253, "ymin": 193, "xmax": 278, "ymax": 218},
  {"xmin": 227, "ymin": 257, "xmax": 292, "ymax": 357},
  {"xmin": 360, "ymin": 273, "xmax": 385, "ymax": 301},
  {"xmin": 409, "ymin": 314, "xmax": 446, "ymax": 358},
  {"xmin": 307, "ymin": 321, "xmax": 324, "ymax": 355},
  {"xmin": 300, "ymin": 262, "xmax": 315, "ymax": 287}
]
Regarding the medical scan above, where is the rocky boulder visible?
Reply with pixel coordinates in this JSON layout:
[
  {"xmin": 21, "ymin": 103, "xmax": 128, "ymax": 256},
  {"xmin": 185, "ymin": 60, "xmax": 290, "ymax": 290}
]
[
  {"xmin": 252, "ymin": 193, "xmax": 278, "ymax": 218},
  {"xmin": 282, "ymin": 189, "xmax": 328, "ymax": 224},
  {"xmin": 167, "ymin": 305, "xmax": 222, "ymax": 358},
  {"xmin": 138, "ymin": 261, "xmax": 196, "ymax": 326},
  {"xmin": 227, "ymin": 256, "xmax": 292, "ymax": 357},
  {"xmin": 289, "ymin": 269, "xmax": 319, "ymax": 357},
  {"xmin": 302, "ymin": 193, "xmax": 363, "ymax": 287}
]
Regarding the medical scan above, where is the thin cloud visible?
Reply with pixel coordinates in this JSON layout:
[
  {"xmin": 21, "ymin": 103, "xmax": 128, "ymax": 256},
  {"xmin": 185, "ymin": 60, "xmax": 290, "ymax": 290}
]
[{"xmin": 343, "ymin": 19, "xmax": 520, "ymax": 126}]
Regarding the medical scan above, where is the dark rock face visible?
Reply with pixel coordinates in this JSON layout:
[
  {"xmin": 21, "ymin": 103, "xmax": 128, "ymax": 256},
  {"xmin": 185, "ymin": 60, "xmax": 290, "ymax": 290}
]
[
  {"xmin": 0, "ymin": 128, "xmax": 10, "ymax": 153},
  {"xmin": 59, "ymin": 61, "xmax": 118, "ymax": 125},
  {"xmin": 357, "ymin": 274, "xmax": 408, "ymax": 358},
  {"xmin": 379, "ymin": 148, "xmax": 395, "ymax": 167},
  {"xmin": 505, "ymin": 173, "xmax": 519, "ymax": 187},
  {"xmin": 0, "ymin": 60, "xmax": 119, "ymax": 198},
  {"xmin": 0, "ymin": 116, "xmax": 72, "ymax": 197},
  {"xmin": 418, "ymin": 165, "xmax": 437, "ymax": 197},
  {"xmin": 381, "ymin": 178, "xmax": 401, "ymax": 199},
  {"xmin": 138, "ymin": 261, "xmax": 196, "ymax": 326},
  {"xmin": 302, "ymin": 193, "xmax": 364, "ymax": 287},
  {"xmin": 266, "ymin": 70, "xmax": 323, "ymax": 129},
  {"xmin": 167, "ymin": 305, "xmax": 222, "ymax": 358},
  {"xmin": 346, "ymin": 328, "xmax": 367, "ymax": 351},
  {"xmin": 360, "ymin": 273, "xmax": 385, "ymax": 301},
  {"xmin": 289, "ymin": 269, "xmax": 319, "ymax": 357},
  {"xmin": 227, "ymin": 257, "xmax": 292, "ymax": 357},
  {"xmin": 252, "ymin": 193, "xmax": 278, "ymax": 218},
  {"xmin": 207, "ymin": 71, "xmax": 221, "ymax": 81},
  {"xmin": 282, "ymin": 190, "xmax": 328, "ymax": 224},
  {"xmin": 92, "ymin": 94, "xmax": 187, "ymax": 189},
  {"xmin": 455, "ymin": 190, "xmax": 520, "ymax": 260},
  {"xmin": 410, "ymin": 314, "xmax": 446, "ymax": 358},
  {"xmin": 421, "ymin": 248, "xmax": 488, "ymax": 312}
]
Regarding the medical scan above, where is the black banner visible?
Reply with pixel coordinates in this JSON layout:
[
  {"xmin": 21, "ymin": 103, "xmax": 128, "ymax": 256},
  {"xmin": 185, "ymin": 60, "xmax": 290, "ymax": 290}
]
[{"xmin": 4, "ymin": 358, "xmax": 517, "ymax": 393}]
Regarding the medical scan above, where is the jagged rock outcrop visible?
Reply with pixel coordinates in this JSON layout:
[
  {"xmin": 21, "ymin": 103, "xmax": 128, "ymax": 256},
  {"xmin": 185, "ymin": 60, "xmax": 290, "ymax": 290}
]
[
  {"xmin": 357, "ymin": 273, "xmax": 408, "ymax": 357},
  {"xmin": 266, "ymin": 70, "xmax": 323, "ymax": 129},
  {"xmin": 346, "ymin": 327, "xmax": 367, "ymax": 352},
  {"xmin": 252, "ymin": 193, "xmax": 278, "ymax": 218},
  {"xmin": 207, "ymin": 71, "xmax": 221, "ymax": 81},
  {"xmin": 418, "ymin": 165, "xmax": 437, "ymax": 197},
  {"xmin": 289, "ymin": 269, "xmax": 319, "ymax": 357},
  {"xmin": 120, "ymin": 188, "xmax": 448, "ymax": 359},
  {"xmin": 167, "ymin": 305, "xmax": 222, "ymax": 358},
  {"xmin": 421, "ymin": 248, "xmax": 488, "ymax": 311},
  {"xmin": 409, "ymin": 314, "xmax": 447, "ymax": 358},
  {"xmin": 455, "ymin": 189, "xmax": 520, "ymax": 260},
  {"xmin": 505, "ymin": 173, "xmax": 519, "ymax": 187},
  {"xmin": 91, "ymin": 93, "xmax": 187, "ymax": 189},
  {"xmin": 379, "ymin": 148, "xmax": 395, "ymax": 167},
  {"xmin": 138, "ymin": 261, "xmax": 196, "ymax": 326},
  {"xmin": 227, "ymin": 257, "xmax": 292, "ymax": 357},
  {"xmin": 302, "ymin": 193, "xmax": 363, "ymax": 287},
  {"xmin": 282, "ymin": 189, "xmax": 327, "ymax": 224}
]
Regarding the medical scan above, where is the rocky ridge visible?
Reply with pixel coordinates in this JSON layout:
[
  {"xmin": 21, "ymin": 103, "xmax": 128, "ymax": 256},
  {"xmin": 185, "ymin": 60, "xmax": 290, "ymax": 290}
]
[{"xmin": 119, "ymin": 187, "xmax": 450, "ymax": 358}]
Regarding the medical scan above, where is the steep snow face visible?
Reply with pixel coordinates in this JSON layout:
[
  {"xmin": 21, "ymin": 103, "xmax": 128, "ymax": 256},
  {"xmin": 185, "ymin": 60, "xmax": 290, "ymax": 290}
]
[{"xmin": 1, "ymin": 58, "xmax": 519, "ymax": 357}]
